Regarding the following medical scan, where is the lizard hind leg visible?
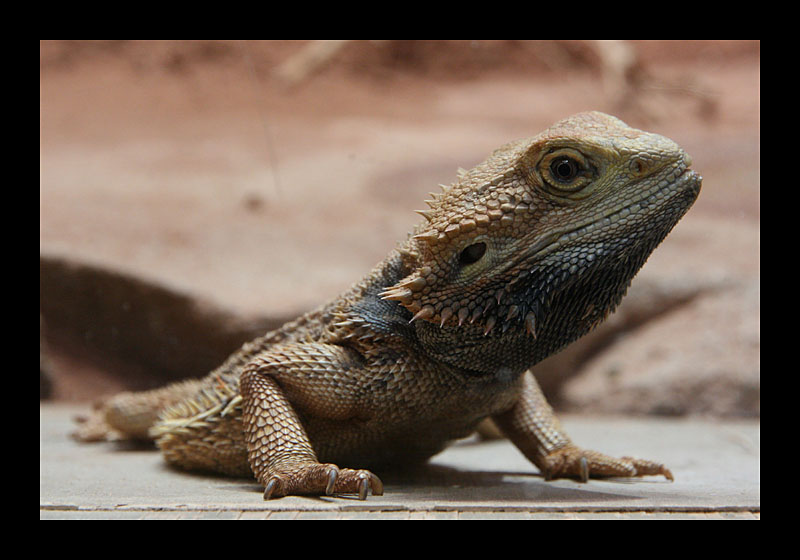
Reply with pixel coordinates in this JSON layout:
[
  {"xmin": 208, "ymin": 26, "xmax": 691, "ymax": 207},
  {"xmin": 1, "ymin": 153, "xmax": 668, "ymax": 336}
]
[
  {"xmin": 149, "ymin": 374, "xmax": 252, "ymax": 477},
  {"xmin": 72, "ymin": 378, "xmax": 207, "ymax": 442}
]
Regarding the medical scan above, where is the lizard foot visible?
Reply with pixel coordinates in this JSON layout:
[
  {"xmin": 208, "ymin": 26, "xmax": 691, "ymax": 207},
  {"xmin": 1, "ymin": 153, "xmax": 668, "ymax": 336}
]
[
  {"xmin": 262, "ymin": 463, "xmax": 384, "ymax": 500},
  {"xmin": 72, "ymin": 402, "xmax": 120, "ymax": 442},
  {"xmin": 540, "ymin": 444, "xmax": 673, "ymax": 482}
]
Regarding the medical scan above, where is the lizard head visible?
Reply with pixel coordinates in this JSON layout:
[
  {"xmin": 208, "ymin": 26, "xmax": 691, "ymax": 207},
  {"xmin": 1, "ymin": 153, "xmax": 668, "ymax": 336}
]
[{"xmin": 380, "ymin": 112, "xmax": 701, "ymax": 346}]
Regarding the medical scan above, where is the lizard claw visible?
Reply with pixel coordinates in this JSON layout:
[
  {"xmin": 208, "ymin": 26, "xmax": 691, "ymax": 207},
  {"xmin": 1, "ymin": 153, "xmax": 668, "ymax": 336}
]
[
  {"xmin": 579, "ymin": 456, "xmax": 589, "ymax": 483},
  {"xmin": 354, "ymin": 471, "xmax": 384, "ymax": 500},
  {"xmin": 358, "ymin": 474, "xmax": 369, "ymax": 500},
  {"xmin": 369, "ymin": 472, "xmax": 384, "ymax": 496},
  {"xmin": 325, "ymin": 465, "xmax": 339, "ymax": 495},
  {"xmin": 263, "ymin": 477, "xmax": 280, "ymax": 500}
]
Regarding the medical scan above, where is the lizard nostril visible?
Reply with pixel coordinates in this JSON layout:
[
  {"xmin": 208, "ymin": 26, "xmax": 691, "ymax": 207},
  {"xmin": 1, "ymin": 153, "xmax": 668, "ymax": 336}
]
[{"xmin": 630, "ymin": 158, "xmax": 646, "ymax": 176}]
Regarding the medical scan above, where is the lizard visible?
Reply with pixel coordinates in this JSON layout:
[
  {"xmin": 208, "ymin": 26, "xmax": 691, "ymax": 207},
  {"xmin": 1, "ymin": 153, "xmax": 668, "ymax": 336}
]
[{"xmin": 73, "ymin": 112, "xmax": 701, "ymax": 500}]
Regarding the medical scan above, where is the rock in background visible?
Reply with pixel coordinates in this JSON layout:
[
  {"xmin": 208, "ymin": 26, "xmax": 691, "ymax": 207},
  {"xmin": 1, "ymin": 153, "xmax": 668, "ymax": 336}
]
[{"xmin": 40, "ymin": 40, "xmax": 759, "ymax": 417}]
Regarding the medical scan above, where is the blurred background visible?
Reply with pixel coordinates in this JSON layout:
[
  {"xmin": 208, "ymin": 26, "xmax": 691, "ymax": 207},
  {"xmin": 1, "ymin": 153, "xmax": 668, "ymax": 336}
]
[{"xmin": 40, "ymin": 40, "xmax": 759, "ymax": 419}]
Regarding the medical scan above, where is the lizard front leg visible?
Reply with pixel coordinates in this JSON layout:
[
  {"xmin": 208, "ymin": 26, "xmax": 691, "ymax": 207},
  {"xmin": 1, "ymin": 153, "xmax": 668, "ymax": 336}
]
[
  {"xmin": 239, "ymin": 344, "xmax": 383, "ymax": 500},
  {"xmin": 492, "ymin": 371, "xmax": 673, "ymax": 482}
]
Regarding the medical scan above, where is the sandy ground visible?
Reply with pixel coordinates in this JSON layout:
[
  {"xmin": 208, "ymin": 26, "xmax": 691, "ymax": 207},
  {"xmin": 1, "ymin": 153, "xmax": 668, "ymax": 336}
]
[
  {"xmin": 40, "ymin": 41, "xmax": 759, "ymax": 414},
  {"xmin": 41, "ymin": 403, "xmax": 760, "ymax": 518}
]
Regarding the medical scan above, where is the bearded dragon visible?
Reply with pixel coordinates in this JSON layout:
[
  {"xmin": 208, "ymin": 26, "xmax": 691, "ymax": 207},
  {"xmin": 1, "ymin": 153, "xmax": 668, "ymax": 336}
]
[{"xmin": 74, "ymin": 112, "xmax": 701, "ymax": 500}]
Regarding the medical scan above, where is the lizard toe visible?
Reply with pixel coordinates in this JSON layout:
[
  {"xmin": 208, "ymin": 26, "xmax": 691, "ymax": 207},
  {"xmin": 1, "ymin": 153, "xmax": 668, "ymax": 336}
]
[
  {"xmin": 263, "ymin": 476, "xmax": 284, "ymax": 500},
  {"xmin": 260, "ymin": 462, "xmax": 339, "ymax": 499},
  {"xmin": 260, "ymin": 463, "xmax": 383, "ymax": 499},
  {"xmin": 541, "ymin": 444, "xmax": 672, "ymax": 482},
  {"xmin": 331, "ymin": 469, "xmax": 384, "ymax": 499}
]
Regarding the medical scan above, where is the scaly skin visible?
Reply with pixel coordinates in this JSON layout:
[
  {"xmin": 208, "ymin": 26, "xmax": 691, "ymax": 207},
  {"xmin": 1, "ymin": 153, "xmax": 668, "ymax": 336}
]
[{"xmin": 74, "ymin": 112, "xmax": 700, "ymax": 499}]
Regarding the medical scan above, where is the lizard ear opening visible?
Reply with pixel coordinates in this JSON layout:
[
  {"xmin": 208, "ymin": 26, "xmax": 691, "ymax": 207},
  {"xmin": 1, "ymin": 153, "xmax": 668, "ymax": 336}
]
[{"xmin": 458, "ymin": 242, "xmax": 487, "ymax": 265}]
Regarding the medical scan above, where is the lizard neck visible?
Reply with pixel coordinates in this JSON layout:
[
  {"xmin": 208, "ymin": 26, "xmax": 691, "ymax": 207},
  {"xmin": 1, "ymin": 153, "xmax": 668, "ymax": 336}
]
[{"xmin": 336, "ymin": 236, "xmax": 634, "ymax": 379}]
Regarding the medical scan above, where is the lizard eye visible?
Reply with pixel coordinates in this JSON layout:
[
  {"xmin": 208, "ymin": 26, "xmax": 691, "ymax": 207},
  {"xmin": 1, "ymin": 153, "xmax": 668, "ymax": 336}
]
[
  {"xmin": 459, "ymin": 242, "xmax": 487, "ymax": 265},
  {"xmin": 540, "ymin": 148, "xmax": 594, "ymax": 194},
  {"xmin": 550, "ymin": 157, "xmax": 579, "ymax": 183}
]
